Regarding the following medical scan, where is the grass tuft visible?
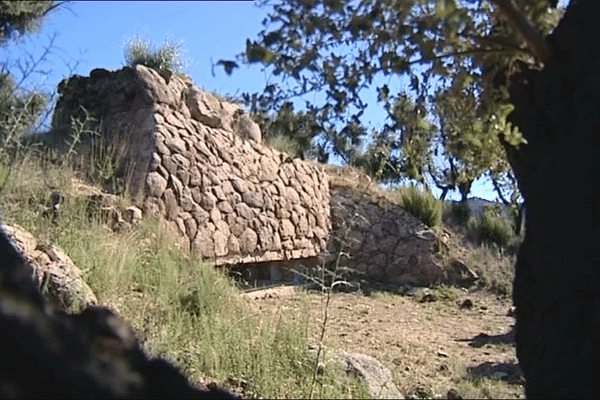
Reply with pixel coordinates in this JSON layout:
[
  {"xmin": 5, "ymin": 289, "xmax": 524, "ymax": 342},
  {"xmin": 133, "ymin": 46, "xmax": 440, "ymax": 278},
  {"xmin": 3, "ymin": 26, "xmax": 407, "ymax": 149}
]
[{"xmin": 397, "ymin": 184, "xmax": 442, "ymax": 228}]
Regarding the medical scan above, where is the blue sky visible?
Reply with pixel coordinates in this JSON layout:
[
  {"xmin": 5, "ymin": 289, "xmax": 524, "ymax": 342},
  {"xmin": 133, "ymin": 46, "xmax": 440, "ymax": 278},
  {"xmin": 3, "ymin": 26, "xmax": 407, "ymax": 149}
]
[{"xmin": 4, "ymin": 0, "xmax": 503, "ymax": 201}]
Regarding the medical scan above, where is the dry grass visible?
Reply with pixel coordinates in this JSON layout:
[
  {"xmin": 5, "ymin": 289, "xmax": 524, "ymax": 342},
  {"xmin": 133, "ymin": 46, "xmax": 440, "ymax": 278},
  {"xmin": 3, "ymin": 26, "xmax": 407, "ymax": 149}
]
[
  {"xmin": 1, "ymin": 139, "xmax": 521, "ymax": 398},
  {"xmin": 0, "ymin": 152, "xmax": 372, "ymax": 399},
  {"xmin": 248, "ymin": 285, "xmax": 523, "ymax": 399}
]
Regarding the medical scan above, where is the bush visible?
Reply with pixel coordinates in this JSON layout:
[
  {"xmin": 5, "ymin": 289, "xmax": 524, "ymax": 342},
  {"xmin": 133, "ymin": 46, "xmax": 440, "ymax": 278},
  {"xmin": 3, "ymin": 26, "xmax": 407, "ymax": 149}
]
[
  {"xmin": 472, "ymin": 206, "xmax": 513, "ymax": 248},
  {"xmin": 263, "ymin": 133, "xmax": 302, "ymax": 157},
  {"xmin": 451, "ymin": 201, "xmax": 472, "ymax": 226},
  {"xmin": 398, "ymin": 184, "xmax": 441, "ymax": 228},
  {"xmin": 123, "ymin": 35, "xmax": 188, "ymax": 74}
]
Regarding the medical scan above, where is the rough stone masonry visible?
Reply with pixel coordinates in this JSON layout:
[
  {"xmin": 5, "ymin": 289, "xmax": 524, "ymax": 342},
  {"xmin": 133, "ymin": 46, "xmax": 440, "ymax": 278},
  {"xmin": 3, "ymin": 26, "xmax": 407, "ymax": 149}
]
[
  {"xmin": 52, "ymin": 65, "xmax": 443, "ymax": 285},
  {"xmin": 53, "ymin": 65, "xmax": 331, "ymax": 266}
]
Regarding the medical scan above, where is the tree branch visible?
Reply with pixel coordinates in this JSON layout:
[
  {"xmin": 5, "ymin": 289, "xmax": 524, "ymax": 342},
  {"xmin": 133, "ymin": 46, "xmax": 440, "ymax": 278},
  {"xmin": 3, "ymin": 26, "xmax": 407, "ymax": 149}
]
[
  {"xmin": 409, "ymin": 48, "xmax": 526, "ymax": 66},
  {"xmin": 491, "ymin": 175, "xmax": 511, "ymax": 205},
  {"xmin": 490, "ymin": 0, "xmax": 552, "ymax": 63}
]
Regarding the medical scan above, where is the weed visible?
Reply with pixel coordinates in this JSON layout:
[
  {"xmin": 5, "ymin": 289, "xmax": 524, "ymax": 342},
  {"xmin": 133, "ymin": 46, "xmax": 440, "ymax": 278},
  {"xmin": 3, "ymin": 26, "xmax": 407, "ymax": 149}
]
[
  {"xmin": 123, "ymin": 35, "xmax": 190, "ymax": 75},
  {"xmin": 264, "ymin": 133, "xmax": 303, "ymax": 158},
  {"xmin": 431, "ymin": 284, "xmax": 463, "ymax": 302}
]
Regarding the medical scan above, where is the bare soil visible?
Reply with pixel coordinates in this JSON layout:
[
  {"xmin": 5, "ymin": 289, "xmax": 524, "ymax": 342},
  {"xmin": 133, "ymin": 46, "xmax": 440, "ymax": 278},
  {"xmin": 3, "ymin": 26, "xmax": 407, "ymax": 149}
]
[{"xmin": 242, "ymin": 286, "xmax": 523, "ymax": 399}]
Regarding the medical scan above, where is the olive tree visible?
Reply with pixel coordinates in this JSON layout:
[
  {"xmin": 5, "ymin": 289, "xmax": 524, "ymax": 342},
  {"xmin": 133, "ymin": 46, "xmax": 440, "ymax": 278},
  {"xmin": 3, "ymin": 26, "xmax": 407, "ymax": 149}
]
[{"xmin": 221, "ymin": 0, "xmax": 598, "ymax": 397}]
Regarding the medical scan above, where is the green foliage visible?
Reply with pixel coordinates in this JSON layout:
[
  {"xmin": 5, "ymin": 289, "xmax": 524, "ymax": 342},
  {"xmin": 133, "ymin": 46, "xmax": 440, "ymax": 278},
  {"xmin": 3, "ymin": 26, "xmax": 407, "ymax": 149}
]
[
  {"xmin": 0, "ymin": 73, "xmax": 48, "ymax": 159},
  {"xmin": 123, "ymin": 35, "xmax": 189, "ymax": 74},
  {"xmin": 0, "ymin": 1, "xmax": 60, "ymax": 174},
  {"xmin": 254, "ymin": 101, "xmax": 327, "ymax": 162},
  {"xmin": 397, "ymin": 184, "xmax": 441, "ymax": 228},
  {"xmin": 263, "ymin": 131, "xmax": 303, "ymax": 157},
  {"xmin": 471, "ymin": 206, "xmax": 513, "ymax": 249},
  {"xmin": 0, "ymin": 1, "xmax": 59, "ymax": 44},
  {"xmin": 221, "ymin": 0, "xmax": 563, "ymax": 196},
  {"xmin": 465, "ymin": 243, "xmax": 515, "ymax": 297},
  {"xmin": 451, "ymin": 201, "xmax": 472, "ymax": 226}
]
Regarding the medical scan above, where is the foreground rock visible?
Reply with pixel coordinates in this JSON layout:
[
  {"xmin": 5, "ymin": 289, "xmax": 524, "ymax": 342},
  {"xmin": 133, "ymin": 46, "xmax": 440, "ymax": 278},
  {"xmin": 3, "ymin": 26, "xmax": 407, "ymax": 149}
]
[
  {"xmin": 3, "ymin": 224, "xmax": 97, "ymax": 313},
  {"xmin": 321, "ymin": 351, "xmax": 401, "ymax": 399},
  {"xmin": 0, "ymin": 226, "xmax": 239, "ymax": 399}
]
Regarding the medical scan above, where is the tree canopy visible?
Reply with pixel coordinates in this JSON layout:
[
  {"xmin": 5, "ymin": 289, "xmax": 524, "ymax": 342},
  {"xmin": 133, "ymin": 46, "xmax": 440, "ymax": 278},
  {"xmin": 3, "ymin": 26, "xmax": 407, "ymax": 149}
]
[
  {"xmin": 0, "ymin": 1, "xmax": 64, "ymax": 157},
  {"xmin": 0, "ymin": 1, "xmax": 61, "ymax": 45},
  {"xmin": 220, "ymin": 0, "xmax": 563, "ymax": 203}
]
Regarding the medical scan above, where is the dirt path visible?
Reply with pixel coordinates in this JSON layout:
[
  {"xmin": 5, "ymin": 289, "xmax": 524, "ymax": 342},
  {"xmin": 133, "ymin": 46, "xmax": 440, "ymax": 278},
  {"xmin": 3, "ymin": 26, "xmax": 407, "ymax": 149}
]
[{"xmin": 242, "ymin": 286, "xmax": 523, "ymax": 399}]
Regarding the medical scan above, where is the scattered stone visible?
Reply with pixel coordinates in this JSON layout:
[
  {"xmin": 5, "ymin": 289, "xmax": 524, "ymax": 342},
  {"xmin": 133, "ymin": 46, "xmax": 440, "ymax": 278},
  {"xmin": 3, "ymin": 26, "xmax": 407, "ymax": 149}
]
[
  {"xmin": 321, "ymin": 351, "xmax": 401, "ymax": 399},
  {"xmin": 407, "ymin": 385, "xmax": 433, "ymax": 399},
  {"xmin": 447, "ymin": 258, "xmax": 479, "ymax": 288},
  {"xmin": 123, "ymin": 205, "xmax": 143, "ymax": 224},
  {"xmin": 223, "ymin": 375, "xmax": 258, "ymax": 398},
  {"xmin": 420, "ymin": 288, "xmax": 437, "ymax": 303},
  {"xmin": 459, "ymin": 298, "xmax": 474, "ymax": 310},
  {"xmin": 447, "ymin": 388, "xmax": 463, "ymax": 399}
]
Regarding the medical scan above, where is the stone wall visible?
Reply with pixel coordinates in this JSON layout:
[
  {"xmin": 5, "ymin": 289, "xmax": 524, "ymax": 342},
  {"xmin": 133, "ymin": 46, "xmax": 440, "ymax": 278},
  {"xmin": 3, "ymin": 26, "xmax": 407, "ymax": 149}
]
[
  {"xmin": 53, "ymin": 65, "xmax": 330, "ymax": 265},
  {"xmin": 329, "ymin": 188, "xmax": 443, "ymax": 286},
  {"xmin": 52, "ymin": 65, "xmax": 444, "ymax": 285}
]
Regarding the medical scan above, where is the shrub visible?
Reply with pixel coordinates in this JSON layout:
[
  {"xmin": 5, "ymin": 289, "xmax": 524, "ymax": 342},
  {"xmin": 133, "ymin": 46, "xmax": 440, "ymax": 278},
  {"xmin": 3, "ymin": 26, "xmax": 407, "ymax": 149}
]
[
  {"xmin": 451, "ymin": 201, "xmax": 472, "ymax": 226},
  {"xmin": 472, "ymin": 206, "xmax": 513, "ymax": 248},
  {"xmin": 398, "ymin": 184, "xmax": 442, "ymax": 228},
  {"xmin": 123, "ymin": 35, "xmax": 188, "ymax": 74},
  {"xmin": 264, "ymin": 133, "xmax": 302, "ymax": 157}
]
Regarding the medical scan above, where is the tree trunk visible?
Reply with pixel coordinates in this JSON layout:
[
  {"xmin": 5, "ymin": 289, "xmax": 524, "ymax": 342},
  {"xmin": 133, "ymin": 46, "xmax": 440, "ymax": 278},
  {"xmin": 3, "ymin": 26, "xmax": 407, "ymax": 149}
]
[
  {"xmin": 439, "ymin": 186, "xmax": 449, "ymax": 201},
  {"xmin": 503, "ymin": 1, "xmax": 599, "ymax": 397},
  {"xmin": 514, "ymin": 206, "xmax": 524, "ymax": 237},
  {"xmin": 458, "ymin": 180, "xmax": 472, "ymax": 203}
]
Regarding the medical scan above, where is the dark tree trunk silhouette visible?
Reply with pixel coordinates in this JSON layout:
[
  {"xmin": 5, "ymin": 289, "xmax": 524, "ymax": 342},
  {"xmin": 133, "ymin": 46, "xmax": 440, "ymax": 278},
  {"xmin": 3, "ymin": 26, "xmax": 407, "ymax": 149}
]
[
  {"xmin": 458, "ymin": 180, "xmax": 472, "ymax": 203},
  {"xmin": 439, "ymin": 186, "xmax": 450, "ymax": 201},
  {"xmin": 490, "ymin": 174, "xmax": 525, "ymax": 235},
  {"xmin": 502, "ymin": 1, "xmax": 599, "ymax": 397}
]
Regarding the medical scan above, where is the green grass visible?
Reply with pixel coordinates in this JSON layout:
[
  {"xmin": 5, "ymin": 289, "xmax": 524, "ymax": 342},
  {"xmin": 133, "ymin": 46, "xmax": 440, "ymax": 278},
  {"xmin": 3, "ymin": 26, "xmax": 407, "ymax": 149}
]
[
  {"xmin": 264, "ymin": 133, "xmax": 303, "ymax": 158},
  {"xmin": 465, "ymin": 243, "xmax": 515, "ymax": 297},
  {"xmin": 396, "ymin": 184, "xmax": 442, "ymax": 228},
  {"xmin": 470, "ymin": 206, "xmax": 514, "ymax": 249},
  {"xmin": 0, "ymin": 149, "xmax": 371, "ymax": 399},
  {"xmin": 450, "ymin": 201, "xmax": 472, "ymax": 226}
]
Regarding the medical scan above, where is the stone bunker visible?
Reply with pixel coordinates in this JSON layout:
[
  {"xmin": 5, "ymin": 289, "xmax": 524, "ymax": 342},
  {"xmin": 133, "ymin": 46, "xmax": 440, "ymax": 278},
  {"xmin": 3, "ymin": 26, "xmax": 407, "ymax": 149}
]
[{"xmin": 52, "ymin": 65, "xmax": 443, "ymax": 286}]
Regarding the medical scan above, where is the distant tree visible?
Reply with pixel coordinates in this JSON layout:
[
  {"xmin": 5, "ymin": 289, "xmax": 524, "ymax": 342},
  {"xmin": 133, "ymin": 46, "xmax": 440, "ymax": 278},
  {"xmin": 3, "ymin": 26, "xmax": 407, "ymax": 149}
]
[
  {"xmin": 222, "ymin": 0, "xmax": 599, "ymax": 397},
  {"xmin": 489, "ymin": 167, "xmax": 525, "ymax": 235},
  {"xmin": 253, "ymin": 101, "xmax": 328, "ymax": 161},
  {"xmin": 0, "ymin": 72, "xmax": 48, "ymax": 147}
]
